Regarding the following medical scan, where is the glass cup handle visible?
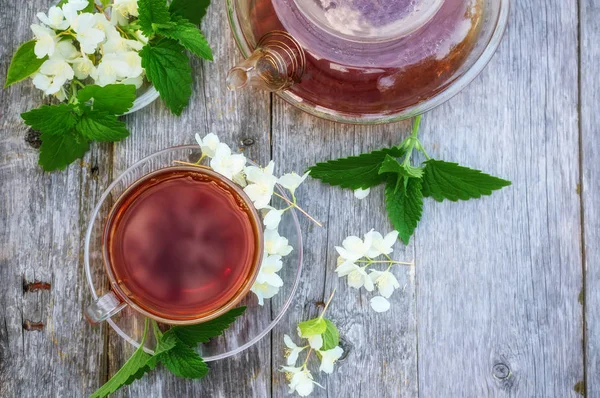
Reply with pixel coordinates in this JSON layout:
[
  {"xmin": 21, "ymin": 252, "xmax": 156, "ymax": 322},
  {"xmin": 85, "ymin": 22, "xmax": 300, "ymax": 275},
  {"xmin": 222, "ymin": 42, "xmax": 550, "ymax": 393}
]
[{"xmin": 85, "ymin": 291, "xmax": 127, "ymax": 323}]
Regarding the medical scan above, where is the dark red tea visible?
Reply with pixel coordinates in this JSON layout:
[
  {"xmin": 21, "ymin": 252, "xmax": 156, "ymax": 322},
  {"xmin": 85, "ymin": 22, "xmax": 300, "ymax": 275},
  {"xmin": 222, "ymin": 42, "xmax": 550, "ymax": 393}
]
[{"xmin": 104, "ymin": 167, "xmax": 262, "ymax": 322}]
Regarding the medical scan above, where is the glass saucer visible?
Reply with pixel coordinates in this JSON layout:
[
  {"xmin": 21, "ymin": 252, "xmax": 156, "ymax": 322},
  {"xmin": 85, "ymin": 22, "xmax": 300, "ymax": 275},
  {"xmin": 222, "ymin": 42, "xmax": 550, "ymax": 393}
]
[{"xmin": 84, "ymin": 145, "xmax": 303, "ymax": 360}]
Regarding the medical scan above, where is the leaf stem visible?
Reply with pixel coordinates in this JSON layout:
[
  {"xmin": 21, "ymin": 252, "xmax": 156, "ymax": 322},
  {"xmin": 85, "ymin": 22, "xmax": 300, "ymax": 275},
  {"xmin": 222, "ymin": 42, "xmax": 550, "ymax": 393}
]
[
  {"xmin": 272, "ymin": 192, "xmax": 323, "ymax": 227},
  {"xmin": 318, "ymin": 288, "xmax": 337, "ymax": 320}
]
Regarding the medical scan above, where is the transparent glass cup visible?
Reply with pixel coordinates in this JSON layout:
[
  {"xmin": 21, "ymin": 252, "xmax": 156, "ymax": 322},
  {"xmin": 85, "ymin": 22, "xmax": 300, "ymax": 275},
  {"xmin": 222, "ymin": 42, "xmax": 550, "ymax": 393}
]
[
  {"xmin": 84, "ymin": 145, "xmax": 303, "ymax": 360},
  {"xmin": 85, "ymin": 165, "xmax": 264, "ymax": 325}
]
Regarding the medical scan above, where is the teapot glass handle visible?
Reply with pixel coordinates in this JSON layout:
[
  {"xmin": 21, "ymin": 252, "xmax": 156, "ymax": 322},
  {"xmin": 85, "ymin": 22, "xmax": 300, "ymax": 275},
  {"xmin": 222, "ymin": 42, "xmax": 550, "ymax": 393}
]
[{"xmin": 85, "ymin": 291, "xmax": 127, "ymax": 324}]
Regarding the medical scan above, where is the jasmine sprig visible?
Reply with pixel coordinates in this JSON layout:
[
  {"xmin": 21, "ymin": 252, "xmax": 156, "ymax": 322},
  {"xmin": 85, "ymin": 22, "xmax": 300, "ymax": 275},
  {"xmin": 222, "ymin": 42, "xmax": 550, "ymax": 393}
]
[
  {"xmin": 308, "ymin": 116, "xmax": 512, "ymax": 244},
  {"xmin": 282, "ymin": 290, "xmax": 343, "ymax": 397}
]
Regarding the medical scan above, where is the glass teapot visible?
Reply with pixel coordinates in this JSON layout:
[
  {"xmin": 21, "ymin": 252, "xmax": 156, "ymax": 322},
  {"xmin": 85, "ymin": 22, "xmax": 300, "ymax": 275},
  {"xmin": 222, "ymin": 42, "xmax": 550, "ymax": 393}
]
[{"xmin": 226, "ymin": 0, "xmax": 509, "ymax": 124}]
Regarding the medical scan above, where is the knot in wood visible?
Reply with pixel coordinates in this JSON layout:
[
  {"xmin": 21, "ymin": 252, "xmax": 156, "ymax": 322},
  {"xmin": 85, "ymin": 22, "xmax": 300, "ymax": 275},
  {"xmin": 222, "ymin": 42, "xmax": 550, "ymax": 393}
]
[
  {"xmin": 241, "ymin": 137, "xmax": 255, "ymax": 147},
  {"xmin": 492, "ymin": 363, "xmax": 511, "ymax": 380}
]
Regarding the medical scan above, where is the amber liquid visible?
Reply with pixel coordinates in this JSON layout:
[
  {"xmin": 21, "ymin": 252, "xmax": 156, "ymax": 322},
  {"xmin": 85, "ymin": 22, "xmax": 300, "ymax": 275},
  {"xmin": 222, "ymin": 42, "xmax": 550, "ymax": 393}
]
[
  {"xmin": 243, "ymin": 0, "xmax": 483, "ymax": 117},
  {"xmin": 104, "ymin": 168, "xmax": 261, "ymax": 322}
]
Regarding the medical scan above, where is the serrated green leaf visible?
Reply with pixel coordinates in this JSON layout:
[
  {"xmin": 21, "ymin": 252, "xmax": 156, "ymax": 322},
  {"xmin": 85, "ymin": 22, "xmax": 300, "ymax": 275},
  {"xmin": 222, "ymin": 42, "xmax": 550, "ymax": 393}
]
[
  {"xmin": 385, "ymin": 176, "xmax": 423, "ymax": 244},
  {"xmin": 421, "ymin": 159, "xmax": 511, "ymax": 202},
  {"xmin": 140, "ymin": 39, "xmax": 193, "ymax": 115},
  {"xmin": 157, "ymin": 331, "xmax": 209, "ymax": 379},
  {"xmin": 90, "ymin": 319, "xmax": 153, "ymax": 398},
  {"xmin": 158, "ymin": 16, "xmax": 213, "ymax": 60},
  {"xmin": 76, "ymin": 108, "xmax": 129, "ymax": 142},
  {"xmin": 172, "ymin": 307, "xmax": 246, "ymax": 347},
  {"xmin": 298, "ymin": 318, "xmax": 327, "ymax": 337},
  {"xmin": 308, "ymin": 147, "xmax": 406, "ymax": 190},
  {"xmin": 38, "ymin": 130, "xmax": 89, "ymax": 171},
  {"xmin": 378, "ymin": 154, "xmax": 424, "ymax": 193},
  {"xmin": 77, "ymin": 84, "xmax": 136, "ymax": 115},
  {"xmin": 169, "ymin": 0, "xmax": 210, "ymax": 25},
  {"xmin": 138, "ymin": 0, "xmax": 171, "ymax": 36},
  {"xmin": 321, "ymin": 319, "xmax": 339, "ymax": 351},
  {"xmin": 21, "ymin": 104, "xmax": 79, "ymax": 136},
  {"xmin": 100, "ymin": 0, "xmax": 111, "ymax": 7},
  {"xmin": 4, "ymin": 40, "xmax": 47, "ymax": 88}
]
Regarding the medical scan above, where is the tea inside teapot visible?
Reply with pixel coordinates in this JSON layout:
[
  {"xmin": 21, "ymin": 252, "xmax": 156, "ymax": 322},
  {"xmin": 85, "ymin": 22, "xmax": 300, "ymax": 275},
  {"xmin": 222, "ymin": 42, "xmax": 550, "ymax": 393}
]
[{"xmin": 227, "ymin": 0, "xmax": 498, "ymax": 123}]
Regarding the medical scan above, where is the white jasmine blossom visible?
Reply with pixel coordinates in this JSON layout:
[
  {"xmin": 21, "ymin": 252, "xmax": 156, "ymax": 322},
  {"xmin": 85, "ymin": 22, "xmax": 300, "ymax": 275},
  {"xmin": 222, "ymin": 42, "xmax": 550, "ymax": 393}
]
[
  {"xmin": 318, "ymin": 346, "xmax": 343, "ymax": 374},
  {"xmin": 264, "ymin": 229, "xmax": 293, "ymax": 256},
  {"xmin": 365, "ymin": 230, "xmax": 399, "ymax": 258},
  {"xmin": 308, "ymin": 334, "xmax": 323, "ymax": 350},
  {"xmin": 263, "ymin": 208, "xmax": 283, "ymax": 230},
  {"xmin": 92, "ymin": 53, "xmax": 131, "ymax": 86},
  {"xmin": 282, "ymin": 367, "xmax": 322, "ymax": 397},
  {"xmin": 210, "ymin": 143, "xmax": 247, "ymax": 180},
  {"xmin": 370, "ymin": 296, "xmax": 391, "ymax": 312},
  {"xmin": 335, "ymin": 233, "xmax": 373, "ymax": 262},
  {"xmin": 53, "ymin": 40, "xmax": 79, "ymax": 62},
  {"xmin": 30, "ymin": 24, "xmax": 58, "ymax": 58},
  {"xmin": 369, "ymin": 270, "xmax": 400, "ymax": 298},
  {"xmin": 71, "ymin": 13, "xmax": 106, "ymax": 54},
  {"xmin": 244, "ymin": 161, "xmax": 278, "ymax": 209},
  {"xmin": 250, "ymin": 282, "xmax": 280, "ymax": 306},
  {"xmin": 346, "ymin": 265, "xmax": 374, "ymax": 291},
  {"xmin": 37, "ymin": 6, "xmax": 69, "ymax": 31},
  {"xmin": 72, "ymin": 56, "xmax": 95, "ymax": 79},
  {"xmin": 353, "ymin": 187, "xmax": 370, "ymax": 199},
  {"xmin": 62, "ymin": 0, "xmax": 88, "ymax": 24},
  {"xmin": 195, "ymin": 133, "xmax": 220, "ymax": 158},
  {"xmin": 284, "ymin": 335, "xmax": 307, "ymax": 366},
  {"xmin": 103, "ymin": 35, "xmax": 144, "ymax": 53},
  {"xmin": 111, "ymin": 0, "xmax": 139, "ymax": 26},
  {"xmin": 255, "ymin": 255, "xmax": 283, "ymax": 288},
  {"xmin": 278, "ymin": 172, "xmax": 309, "ymax": 194},
  {"xmin": 32, "ymin": 58, "xmax": 74, "ymax": 95}
]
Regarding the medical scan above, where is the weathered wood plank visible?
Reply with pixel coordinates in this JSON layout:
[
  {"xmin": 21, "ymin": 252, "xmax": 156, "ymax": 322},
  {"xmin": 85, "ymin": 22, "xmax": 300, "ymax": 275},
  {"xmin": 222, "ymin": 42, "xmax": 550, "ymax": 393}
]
[
  {"xmin": 270, "ymin": 107, "xmax": 419, "ymax": 397},
  {"xmin": 0, "ymin": 1, "xmax": 108, "ymax": 397},
  {"xmin": 105, "ymin": 0, "xmax": 273, "ymax": 396},
  {"xmin": 580, "ymin": 0, "xmax": 599, "ymax": 395},
  {"xmin": 415, "ymin": 1, "xmax": 583, "ymax": 396}
]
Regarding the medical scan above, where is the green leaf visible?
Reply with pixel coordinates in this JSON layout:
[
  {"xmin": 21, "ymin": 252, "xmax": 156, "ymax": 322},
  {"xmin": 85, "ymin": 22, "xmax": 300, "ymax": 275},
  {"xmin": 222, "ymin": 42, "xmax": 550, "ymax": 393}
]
[
  {"xmin": 138, "ymin": 0, "xmax": 172, "ymax": 36},
  {"xmin": 76, "ymin": 108, "xmax": 130, "ymax": 142},
  {"xmin": 320, "ymin": 319, "xmax": 340, "ymax": 351},
  {"xmin": 77, "ymin": 84, "xmax": 136, "ymax": 114},
  {"xmin": 308, "ymin": 147, "xmax": 406, "ymax": 190},
  {"xmin": 157, "ymin": 331, "xmax": 209, "ymax": 379},
  {"xmin": 421, "ymin": 159, "xmax": 511, "ymax": 202},
  {"xmin": 21, "ymin": 104, "xmax": 79, "ymax": 135},
  {"xmin": 172, "ymin": 307, "xmax": 246, "ymax": 347},
  {"xmin": 83, "ymin": 0, "xmax": 96, "ymax": 12},
  {"xmin": 379, "ymin": 154, "xmax": 424, "ymax": 193},
  {"xmin": 4, "ymin": 40, "xmax": 47, "ymax": 88},
  {"xmin": 158, "ymin": 16, "xmax": 213, "ymax": 60},
  {"xmin": 100, "ymin": 0, "xmax": 111, "ymax": 7},
  {"xmin": 169, "ymin": 0, "xmax": 210, "ymax": 25},
  {"xmin": 298, "ymin": 318, "xmax": 327, "ymax": 337},
  {"xmin": 385, "ymin": 176, "xmax": 423, "ymax": 244},
  {"xmin": 140, "ymin": 39, "xmax": 193, "ymax": 115},
  {"xmin": 38, "ymin": 130, "xmax": 89, "ymax": 171},
  {"xmin": 90, "ymin": 320, "xmax": 153, "ymax": 398}
]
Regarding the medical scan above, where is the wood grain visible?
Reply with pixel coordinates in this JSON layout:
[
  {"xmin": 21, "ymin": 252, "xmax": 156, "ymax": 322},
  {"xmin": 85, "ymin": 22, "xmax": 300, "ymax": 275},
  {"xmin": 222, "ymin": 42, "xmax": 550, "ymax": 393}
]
[
  {"xmin": 270, "ymin": 107, "xmax": 419, "ymax": 397},
  {"xmin": 580, "ymin": 0, "xmax": 599, "ymax": 396},
  {"xmin": 415, "ymin": 1, "xmax": 584, "ymax": 396}
]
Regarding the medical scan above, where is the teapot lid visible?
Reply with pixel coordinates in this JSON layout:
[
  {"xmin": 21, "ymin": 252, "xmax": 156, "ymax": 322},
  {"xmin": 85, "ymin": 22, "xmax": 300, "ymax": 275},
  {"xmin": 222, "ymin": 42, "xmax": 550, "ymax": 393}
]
[{"xmin": 293, "ymin": 0, "xmax": 445, "ymax": 43}]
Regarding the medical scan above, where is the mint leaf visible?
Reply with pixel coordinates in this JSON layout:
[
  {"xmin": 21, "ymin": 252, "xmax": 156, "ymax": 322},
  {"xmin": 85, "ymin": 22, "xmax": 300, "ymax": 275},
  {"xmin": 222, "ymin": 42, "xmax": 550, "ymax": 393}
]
[
  {"xmin": 385, "ymin": 176, "xmax": 423, "ymax": 244},
  {"xmin": 90, "ymin": 319, "xmax": 153, "ymax": 398},
  {"xmin": 169, "ymin": 0, "xmax": 210, "ymax": 25},
  {"xmin": 308, "ymin": 147, "xmax": 405, "ymax": 190},
  {"xmin": 157, "ymin": 331, "xmax": 209, "ymax": 378},
  {"xmin": 76, "ymin": 109, "xmax": 129, "ymax": 142},
  {"xmin": 159, "ymin": 16, "xmax": 213, "ymax": 60},
  {"xmin": 138, "ymin": 0, "xmax": 172, "ymax": 36},
  {"xmin": 298, "ymin": 318, "xmax": 327, "ymax": 337},
  {"xmin": 77, "ymin": 84, "xmax": 136, "ymax": 114},
  {"xmin": 4, "ymin": 40, "xmax": 46, "ymax": 88},
  {"xmin": 140, "ymin": 39, "xmax": 193, "ymax": 115},
  {"xmin": 172, "ymin": 306, "xmax": 246, "ymax": 347},
  {"xmin": 379, "ymin": 154, "xmax": 424, "ymax": 192},
  {"xmin": 422, "ymin": 159, "xmax": 511, "ymax": 202},
  {"xmin": 38, "ymin": 130, "xmax": 89, "ymax": 171},
  {"xmin": 321, "ymin": 319, "xmax": 340, "ymax": 351},
  {"xmin": 21, "ymin": 104, "xmax": 79, "ymax": 135}
]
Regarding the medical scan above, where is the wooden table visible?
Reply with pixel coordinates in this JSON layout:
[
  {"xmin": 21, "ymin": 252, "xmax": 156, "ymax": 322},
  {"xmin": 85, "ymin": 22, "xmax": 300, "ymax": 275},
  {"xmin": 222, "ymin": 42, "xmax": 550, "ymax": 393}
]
[{"xmin": 1, "ymin": 0, "xmax": 598, "ymax": 397}]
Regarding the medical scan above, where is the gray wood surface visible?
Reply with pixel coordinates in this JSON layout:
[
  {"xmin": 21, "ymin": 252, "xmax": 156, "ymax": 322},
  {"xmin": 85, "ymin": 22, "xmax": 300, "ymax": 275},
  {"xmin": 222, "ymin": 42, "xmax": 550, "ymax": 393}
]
[
  {"xmin": 581, "ymin": 0, "xmax": 599, "ymax": 396},
  {"xmin": 0, "ymin": 0, "xmax": 596, "ymax": 398}
]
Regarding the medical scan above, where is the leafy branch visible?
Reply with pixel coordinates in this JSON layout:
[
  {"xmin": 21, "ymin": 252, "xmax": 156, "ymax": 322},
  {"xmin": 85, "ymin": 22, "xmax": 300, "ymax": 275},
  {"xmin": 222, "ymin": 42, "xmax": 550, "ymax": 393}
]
[{"xmin": 308, "ymin": 116, "xmax": 512, "ymax": 244}]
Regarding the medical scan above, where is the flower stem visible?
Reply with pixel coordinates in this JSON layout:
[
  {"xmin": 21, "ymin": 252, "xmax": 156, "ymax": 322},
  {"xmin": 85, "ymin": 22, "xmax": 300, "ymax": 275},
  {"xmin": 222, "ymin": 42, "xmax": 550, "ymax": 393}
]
[
  {"xmin": 318, "ymin": 288, "xmax": 336, "ymax": 320},
  {"xmin": 355, "ymin": 259, "xmax": 414, "ymax": 266},
  {"xmin": 273, "ymin": 192, "xmax": 323, "ymax": 227}
]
